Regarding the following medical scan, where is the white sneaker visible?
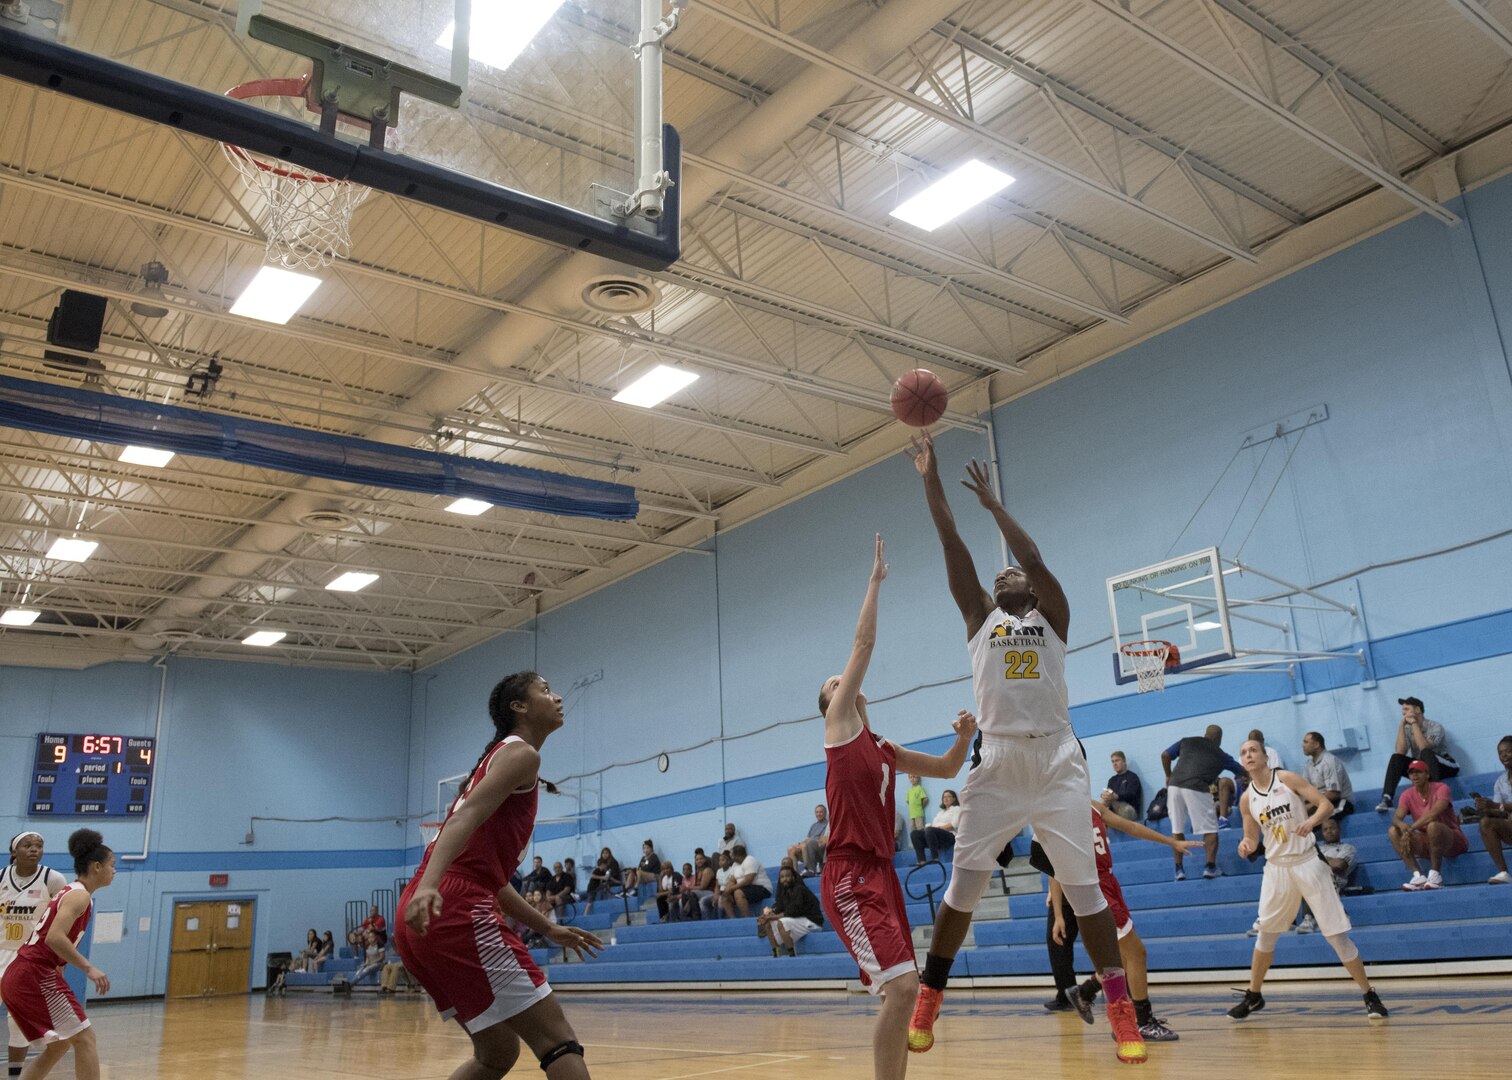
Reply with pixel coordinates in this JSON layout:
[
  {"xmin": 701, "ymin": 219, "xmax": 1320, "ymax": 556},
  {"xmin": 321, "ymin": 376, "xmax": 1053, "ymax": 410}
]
[
  {"xmin": 1403, "ymin": 872, "xmax": 1428, "ymax": 891},
  {"xmin": 1425, "ymin": 870, "xmax": 1444, "ymax": 890},
  {"xmin": 1490, "ymin": 871, "xmax": 1511, "ymax": 884},
  {"xmin": 1296, "ymin": 914, "xmax": 1317, "ymax": 934}
]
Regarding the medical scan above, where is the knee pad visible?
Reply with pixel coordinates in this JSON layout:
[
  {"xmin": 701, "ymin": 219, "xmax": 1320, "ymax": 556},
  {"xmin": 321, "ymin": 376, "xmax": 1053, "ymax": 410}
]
[
  {"xmin": 943, "ymin": 867, "xmax": 993, "ymax": 912},
  {"xmin": 1254, "ymin": 930, "xmax": 1280, "ymax": 954},
  {"xmin": 1326, "ymin": 933, "xmax": 1358, "ymax": 964},
  {"xmin": 540, "ymin": 1040, "xmax": 584, "ymax": 1072},
  {"xmin": 1059, "ymin": 881, "xmax": 1107, "ymax": 919}
]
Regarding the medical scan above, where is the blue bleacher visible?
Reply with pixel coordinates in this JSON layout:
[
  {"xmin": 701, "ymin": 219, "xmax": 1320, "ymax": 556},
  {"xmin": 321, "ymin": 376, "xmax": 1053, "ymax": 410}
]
[{"xmin": 536, "ymin": 769, "xmax": 1512, "ymax": 987}]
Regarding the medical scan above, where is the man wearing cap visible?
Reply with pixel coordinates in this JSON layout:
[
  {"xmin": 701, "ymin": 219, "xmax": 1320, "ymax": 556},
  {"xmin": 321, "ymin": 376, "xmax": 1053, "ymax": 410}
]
[
  {"xmin": 0, "ymin": 832, "xmax": 68, "ymax": 1077},
  {"xmin": 1387, "ymin": 760, "xmax": 1469, "ymax": 891},
  {"xmin": 1375, "ymin": 697, "xmax": 1459, "ymax": 813}
]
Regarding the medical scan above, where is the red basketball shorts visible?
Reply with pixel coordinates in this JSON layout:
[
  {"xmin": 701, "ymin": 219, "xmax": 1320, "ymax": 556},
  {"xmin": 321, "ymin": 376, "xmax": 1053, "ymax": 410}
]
[
  {"xmin": 1098, "ymin": 870, "xmax": 1134, "ymax": 938},
  {"xmin": 0, "ymin": 959, "xmax": 88, "ymax": 1044},
  {"xmin": 395, "ymin": 875, "xmax": 550, "ymax": 1032},
  {"xmin": 821, "ymin": 856, "xmax": 915, "ymax": 994}
]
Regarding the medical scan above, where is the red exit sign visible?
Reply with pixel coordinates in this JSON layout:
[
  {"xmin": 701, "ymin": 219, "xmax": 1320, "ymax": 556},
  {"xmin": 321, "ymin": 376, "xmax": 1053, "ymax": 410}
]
[{"xmin": 208, "ymin": 873, "xmax": 229, "ymax": 887}]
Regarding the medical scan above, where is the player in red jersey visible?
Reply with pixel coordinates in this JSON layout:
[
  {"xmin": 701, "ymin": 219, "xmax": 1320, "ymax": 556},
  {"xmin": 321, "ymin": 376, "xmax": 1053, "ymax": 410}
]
[
  {"xmin": 1043, "ymin": 803, "xmax": 1201, "ymax": 1043},
  {"xmin": 398, "ymin": 672, "xmax": 604, "ymax": 1080},
  {"xmin": 0, "ymin": 829, "xmax": 113, "ymax": 1080},
  {"xmin": 818, "ymin": 535, "xmax": 977, "ymax": 1080}
]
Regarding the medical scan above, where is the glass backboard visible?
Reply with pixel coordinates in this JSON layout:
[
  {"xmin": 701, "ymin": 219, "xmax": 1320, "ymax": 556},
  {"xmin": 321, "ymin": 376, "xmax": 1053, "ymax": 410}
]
[{"xmin": 1107, "ymin": 547, "xmax": 1234, "ymax": 685}]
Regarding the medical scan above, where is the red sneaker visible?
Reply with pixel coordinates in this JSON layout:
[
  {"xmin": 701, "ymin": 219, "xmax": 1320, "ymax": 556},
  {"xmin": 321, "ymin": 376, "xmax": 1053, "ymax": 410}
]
[
  {"xmin": 1107, "ymin": 998, "xmax": 1147, "ymax": 1064},
  {"xmin": 908, "ymin": 985, "xmax": 944, "ymax": 1053}
]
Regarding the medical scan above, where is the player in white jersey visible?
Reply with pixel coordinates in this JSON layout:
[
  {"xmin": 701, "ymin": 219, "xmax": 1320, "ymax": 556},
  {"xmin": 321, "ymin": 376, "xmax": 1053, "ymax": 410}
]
[
  {"xmin": 1229, "ymin": 740, "xmax": 1388, "ymax": 1022},
  {"xmin": 906, "ymin": 431, "xmax": 1145, "ymax": 1065},
  {"xmin": 0, "ymin": 834, "xmax": 67, "ymax": 1078}
]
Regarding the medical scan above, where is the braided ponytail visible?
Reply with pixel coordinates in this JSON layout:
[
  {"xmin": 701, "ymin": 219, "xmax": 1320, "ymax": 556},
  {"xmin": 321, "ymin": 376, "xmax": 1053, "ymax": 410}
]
[{"xmin": 459, "ymin": 671, "xmax": 541, "ymax": 798}]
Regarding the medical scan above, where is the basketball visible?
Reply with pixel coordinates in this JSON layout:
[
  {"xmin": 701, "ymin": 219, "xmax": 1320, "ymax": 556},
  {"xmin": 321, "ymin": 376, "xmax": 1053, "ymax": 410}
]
[{"xmin": 890, "ymin": 368, "xmax": 948, "ymax": 427}]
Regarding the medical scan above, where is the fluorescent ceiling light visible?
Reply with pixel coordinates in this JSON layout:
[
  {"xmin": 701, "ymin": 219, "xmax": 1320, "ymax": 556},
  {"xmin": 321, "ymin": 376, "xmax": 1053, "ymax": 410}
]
[
  {"xmin": 230, "ymin": 266, "xmax": 322, "ymax": 325},
  {"xmin": 889, "ymin": 160, "xmax": 1015, "ymax": 231},
  {"xmin": 1193, "ymin": 621, "xmax": 1223, "ymax": 631},
  {"xmin": 437, "ymin": 0, "xmax": 567, "ymax": 72},
  {"xmin": 1, "ymin": 608, "xmax": 41, "ymax": 627},
  {"xmin": 45, "ymin": 537, "xmax": 98, "ymax": 562},
  {"xmin": 242, "ymin": 630, "xmax": 287, "ymax": 647},
  {"xmin": 326, "ymin": 571, "xmax": 379, "ymax": 593},
  {"xmin": 612, "ymin": 364, "xmax": 700, "ymax": 408},
  {"xmin": 446, "ymin": 497, "xmax": 491, "ymax": 516},
  {"xmin": 119, "ymin": 445, "xmax": 175, "ymax": 468}
]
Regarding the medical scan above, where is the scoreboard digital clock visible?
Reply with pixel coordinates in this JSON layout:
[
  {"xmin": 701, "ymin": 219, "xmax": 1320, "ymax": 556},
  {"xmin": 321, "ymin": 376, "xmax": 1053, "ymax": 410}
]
[{"xmin": 29, "ymin": 734, "xmax": 156, "ymax": 817}]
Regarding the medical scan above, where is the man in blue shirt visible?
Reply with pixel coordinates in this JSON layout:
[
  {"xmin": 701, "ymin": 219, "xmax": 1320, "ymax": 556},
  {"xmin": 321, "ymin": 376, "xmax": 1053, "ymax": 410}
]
[
  {"xmin": 1161, "ymin": 725, "xmax": 1246, "ymax": 881},
  {"xmin": 1100, "ymin": 752, "xmax": 1143, "ymax": 821}
]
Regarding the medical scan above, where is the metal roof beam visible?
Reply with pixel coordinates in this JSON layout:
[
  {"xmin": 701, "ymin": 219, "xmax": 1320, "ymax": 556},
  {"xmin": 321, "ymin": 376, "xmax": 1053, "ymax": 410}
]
[
  {"xmin": 1081, "ymin": 0, "xmax": 1456, "ymax": 224},
  {"xmin": 1445, "ymin": 0, "xmax": 1512, "ymax": 58},
  {"xmin": 934, "ymin": 15, "xmax": 1306, "ymax": 225},
  {"xmin": 1207, "ymin": 0, "xmax": 1447, "ymax": 154},
  {"xmin": 697, "ymin": 0, "xmax": 1258, "ymax": 261}
]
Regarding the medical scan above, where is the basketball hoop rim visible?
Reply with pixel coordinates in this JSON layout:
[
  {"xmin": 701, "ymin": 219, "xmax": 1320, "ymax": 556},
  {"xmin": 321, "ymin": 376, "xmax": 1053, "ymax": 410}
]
[
  {"xmin": 222, "ymin": 74, "xmax": 388, "ymax": 183},
  {"xmin": 1119, "ymin": 639, "xmax": 1174, "ymax": 658}
]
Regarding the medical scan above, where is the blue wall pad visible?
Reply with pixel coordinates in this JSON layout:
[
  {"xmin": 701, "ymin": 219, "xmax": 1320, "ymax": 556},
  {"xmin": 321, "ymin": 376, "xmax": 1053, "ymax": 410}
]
[{"xmin": 0, "ymin": 373, "xmax": 638, "ymax": 520}]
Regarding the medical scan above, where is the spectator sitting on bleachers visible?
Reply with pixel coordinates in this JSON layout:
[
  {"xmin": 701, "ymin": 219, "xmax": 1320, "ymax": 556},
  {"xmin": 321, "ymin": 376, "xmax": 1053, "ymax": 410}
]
[
  {"xmin": 786, "ymin": 804, "xmax": 829, "ymax": 876},
  {"xmin": 289, "ymin": 928, "xmax": 320, "ymax": 973},
  {"xmin": 547, "ymin": 860, "xmax": 575, "ymax": 912},
  {"xmin": 585, "ymin": 847, "xmax": 620, "ymax": 912},
  {"xmin": 756, "ymin": 865, "xmax": 825, "ymax": 958},
  {"xmin": 352, "ymin": 930, "xmax": 386, "ymax": 985},
  {"xmin": 1283, "ymin": 816, "xmax": 1360, "ymax": 937},
  {"xmin": 521, "ymin": 855, "xmax": 552, "ymax": 894},
  {"xmin": 654, "ymin": 860, "xmax": 682, "ymax": 921},
  {"xmin": 905, "ymin": 774, "xmax": 929, "ymax": 834},
  {"xmin": 667, "ymin": 862, "xmax": 696, "ymax": 922},
  {"xmin": 1475, "ymin": 734, "xmax": 1512, "ymax": 885},
  {"xmin": 721, "ymin": 844, "xmax": 772, "ymax": 918},
  {"xmin": 1303, "ymin": 732, "xmax": 1354, "ymax": 816},
  {"xmin": 625, "ymin": 840, "xmax": 660, "ymax": 892},
  {"xmin": 717, "ymin": 823, "xmax": 744, "ymax": 857},
  {"xmin": 911, "ymin": 789, "xmax": 960, "ymax": 865},
  {"xmin": 1161, "ymin": 724, "xmax": 1246, "ymax": 880},
  {"xmin": 316, "ymin": 931, "xmax": 334, "ymax": 970},
  {"xmin": 1375, "ymin": 696, "xmax": 1461, "ymax": 812},
  {"xmin": 1101, "ymin": 752, "xmax": 1143, "ymax": 822},
  {"xmin": 706, "ymin": 851, "xmax": 734, "ymax": 919},
  {"xmin": 683, "ymin": 853, "xmax": 715, "ymax": 920},
  {"xmin": 378, "ymin": 956, "xmax": 417, "ymax": 994},
  {"xmin": 347, "ymin": 909, "xmax": 385, "ymax": 962},
  {"xmin": 1389, "ymin": 760, "xmax": 1469, "ymax": 891}
]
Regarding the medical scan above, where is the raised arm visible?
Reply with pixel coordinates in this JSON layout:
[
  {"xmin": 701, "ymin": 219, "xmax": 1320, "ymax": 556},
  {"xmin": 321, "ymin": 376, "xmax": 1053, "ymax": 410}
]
[
  {"xmin": 960, "ymin": 459, "xmax": 1069, "ymax": 642},
  {"xmin": 892, "ymin": 710, "xmax": 979, "ymax": 779},
  {"xmin": 824, "ymin": 534, "xmax": 887, "ymax": 746},
  {"xmin": 909, "ymin": 430, "xmax": 992, "ymax": 637}
]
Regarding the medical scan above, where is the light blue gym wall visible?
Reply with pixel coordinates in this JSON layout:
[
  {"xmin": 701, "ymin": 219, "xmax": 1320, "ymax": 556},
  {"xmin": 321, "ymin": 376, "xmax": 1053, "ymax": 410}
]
[
  {"xmin": 0, "ymin": 658, "xmax": 410, "ymax": 998},
  {"xmin": 422, "ymin": 177, "xmax": 1512, "ymax": 879}
]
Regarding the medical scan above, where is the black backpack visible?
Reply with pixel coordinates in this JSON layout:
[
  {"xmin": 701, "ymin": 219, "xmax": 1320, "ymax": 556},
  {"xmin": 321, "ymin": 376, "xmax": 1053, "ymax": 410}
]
[{"xmin": 1146, "ymin": 787, "xmax": 1169, "ymax": 821}]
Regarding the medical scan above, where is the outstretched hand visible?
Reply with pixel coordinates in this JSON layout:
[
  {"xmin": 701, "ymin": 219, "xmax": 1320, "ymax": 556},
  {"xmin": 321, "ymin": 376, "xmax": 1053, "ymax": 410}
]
[
  {"xmin": 961, "ymin": 459, "xmax": 1001, "ymax": 510},
  {"xmin": 545, "ymin": 923, "xmax": 604, "ymax": 960},
  {"xmin": 953, "ymin": 710, "xmax": 978, "ymax": 740},
  {"xmin": 1172, "ymin": 838, "xmax": 1204, "ymax": 854},
  {"xmin": 906, "ymin": 430, "xmax": 937, "ymax": 478},
  {"xmin": 870, "ymin": 533, "xmax": 888, "ymax": 583}
]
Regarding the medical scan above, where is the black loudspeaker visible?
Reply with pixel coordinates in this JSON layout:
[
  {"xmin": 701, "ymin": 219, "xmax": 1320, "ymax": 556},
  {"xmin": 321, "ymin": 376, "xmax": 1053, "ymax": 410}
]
[{"xmin": 45, "ymin": 290, "xmax": 108, "ymax": 367}]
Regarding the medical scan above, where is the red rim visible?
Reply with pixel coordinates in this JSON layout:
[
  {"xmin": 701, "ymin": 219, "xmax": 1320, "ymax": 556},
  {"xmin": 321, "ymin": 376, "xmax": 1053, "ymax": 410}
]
[
  {"xmin": 1119, "ymin": 640, "xmax": 1172, "ymax": 656},
  {"xmin": 222, "ymin": 74, "xmax": 344, "ymax": 183}
]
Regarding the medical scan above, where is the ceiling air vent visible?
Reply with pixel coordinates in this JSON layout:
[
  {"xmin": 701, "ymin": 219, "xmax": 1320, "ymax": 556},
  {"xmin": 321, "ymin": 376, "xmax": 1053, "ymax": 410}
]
[
  {"xmin": 154, "ymin": 629, "xmax": 197, "ymax": 643},
  {"xmin": 581, "ymin": 276, "xmax": 660, "ymax": 315},
  {"xmin": 297, "ymin": 510, "xmax": 359, "ymax": 530}
]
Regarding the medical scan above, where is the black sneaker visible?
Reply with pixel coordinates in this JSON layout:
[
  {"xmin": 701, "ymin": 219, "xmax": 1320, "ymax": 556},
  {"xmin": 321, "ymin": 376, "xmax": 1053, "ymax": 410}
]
[
  {"xmin": 1363, "ymin": 989, "xmax": 1388, "ymax": 1020},
  {"xmin": 1228, "ymin": 990, "xmax": 1264, "ymax": 1020},
  {"xmin": 1071, "ymin": 988, "xmax": 1096, "ymax": 1025},
  {"xmin": 1044, "ymin": 994, "xmax": 1074, "ymax": 1013},
  {"xmin": 1079, "ymin": 977, "xmax": 1102, "ymax": 1005}
]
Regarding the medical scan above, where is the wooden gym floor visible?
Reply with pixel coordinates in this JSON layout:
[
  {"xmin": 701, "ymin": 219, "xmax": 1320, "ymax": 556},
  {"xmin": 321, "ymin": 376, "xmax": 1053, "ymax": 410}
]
[{"xmin": 91, "ymin": 978, "xmax": 1511, "ymax": 1079}]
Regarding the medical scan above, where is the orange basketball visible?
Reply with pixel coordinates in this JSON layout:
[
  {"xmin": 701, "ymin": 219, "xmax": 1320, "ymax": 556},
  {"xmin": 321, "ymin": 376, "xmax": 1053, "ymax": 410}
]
[{"xmin": 890, "ymin": 368, "xmax": 948, "ymax": 427}]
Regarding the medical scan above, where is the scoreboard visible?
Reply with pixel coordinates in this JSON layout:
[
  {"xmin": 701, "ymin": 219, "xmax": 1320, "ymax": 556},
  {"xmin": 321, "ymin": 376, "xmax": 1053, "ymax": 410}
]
[{"xmin": 29, "ymin": 734, "xmax": 156, "ymax": 817}]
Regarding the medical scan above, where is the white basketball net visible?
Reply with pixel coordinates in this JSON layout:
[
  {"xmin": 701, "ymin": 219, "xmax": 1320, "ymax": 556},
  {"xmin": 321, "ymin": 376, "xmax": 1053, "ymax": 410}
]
[
  {"xmin": 419, "ymin": 822, "xmax": 443, "ymax": 848},
  {"xmin": 222, "ymin": 144, "xmax": 370, "ymax": 271},
  {"xmin": 1122, "ymin": 641, "xmax": 1171, "ymax": 694}
]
